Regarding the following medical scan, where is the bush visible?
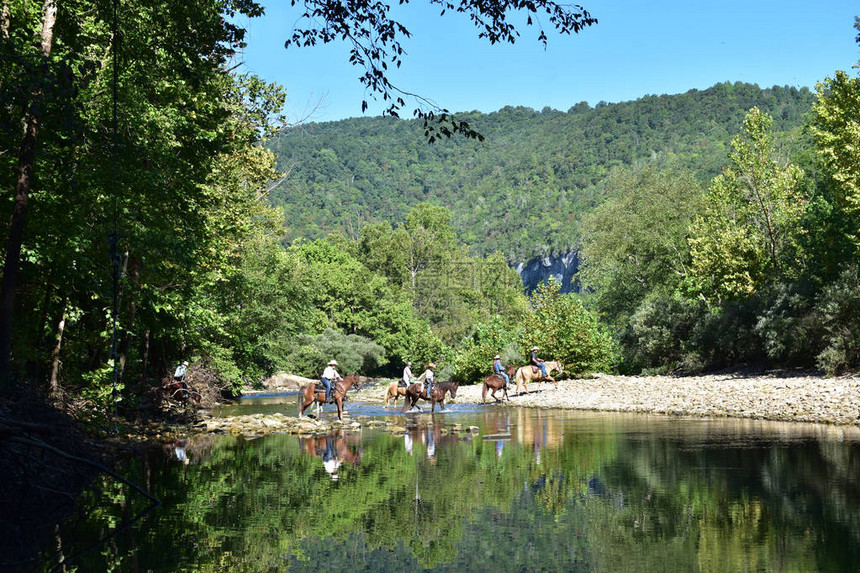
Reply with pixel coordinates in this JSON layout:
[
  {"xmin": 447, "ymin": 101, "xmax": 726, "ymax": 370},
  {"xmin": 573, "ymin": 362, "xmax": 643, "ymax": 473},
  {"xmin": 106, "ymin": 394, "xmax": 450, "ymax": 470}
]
[
  {"xmin": 447, "ymin": 317, "xmax": 522, "ymax": 384},
  {"xmin": 619, "ymin": 296, "xmax": 704, "ymax": 374},
  {"xmin": 754, "ymin": 282, "xmax": 824, "ymax": 367},
  {"xmin": 284, "ymin": 329, "xmax": 387, "ymax": 377},
  {"xmin": 519, "ymin": 279, "xmax": 614, "ymax": 375},
  {"xmin": 815, "ymin": 265, "xmax": 860, "ymax": 374}
]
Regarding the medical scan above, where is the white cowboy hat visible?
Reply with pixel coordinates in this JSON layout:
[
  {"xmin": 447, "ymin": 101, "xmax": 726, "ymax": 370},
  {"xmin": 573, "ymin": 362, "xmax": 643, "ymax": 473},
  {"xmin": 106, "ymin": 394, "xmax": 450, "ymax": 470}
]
[
  {"xmin": 494, "ymin": 355, "xmax": 501, "ymax": 359},
  {"xmin": 182, "ymin": 361, "xmax": 189, "ymax": 366},
  {"xmin": 328, "ymin": 360, "xmax": 338, "ymax": 366},
  {"xmin": 531, "ymin": 346, "xmax": 539, "ymax": 351},
  {"xmin": 406, "ymin": 361, "xmax": 412, "ymax": 366}
]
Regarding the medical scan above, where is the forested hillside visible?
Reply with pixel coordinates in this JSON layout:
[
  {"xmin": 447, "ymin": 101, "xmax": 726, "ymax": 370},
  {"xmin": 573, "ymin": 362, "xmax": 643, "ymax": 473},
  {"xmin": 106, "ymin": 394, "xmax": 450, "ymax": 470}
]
[{"xmin": 268, "ymin": 82, "xmax": 814, "ymax": 259}]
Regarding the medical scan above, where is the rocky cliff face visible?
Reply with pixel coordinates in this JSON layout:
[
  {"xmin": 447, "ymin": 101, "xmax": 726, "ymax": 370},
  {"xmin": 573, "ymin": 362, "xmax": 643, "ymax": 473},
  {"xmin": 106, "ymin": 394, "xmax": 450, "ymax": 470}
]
[{"xmin": 514, "ymin": 251, "xmax": 579, "ymax": 293}]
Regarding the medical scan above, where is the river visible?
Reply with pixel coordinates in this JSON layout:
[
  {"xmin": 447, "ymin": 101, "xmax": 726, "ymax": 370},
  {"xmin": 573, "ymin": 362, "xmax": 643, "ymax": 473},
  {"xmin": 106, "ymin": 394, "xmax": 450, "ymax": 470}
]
[{"xmin": 43, "ymin": 394, "xmax": 860, "ymax": 572}]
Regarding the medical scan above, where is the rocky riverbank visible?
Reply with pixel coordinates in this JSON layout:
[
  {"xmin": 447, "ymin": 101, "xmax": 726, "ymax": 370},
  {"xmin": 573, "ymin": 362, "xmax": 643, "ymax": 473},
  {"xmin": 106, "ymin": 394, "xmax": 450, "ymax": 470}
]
[{"xmin": 444, "ymin": 371, "xmax": 860, "ymax": 425}]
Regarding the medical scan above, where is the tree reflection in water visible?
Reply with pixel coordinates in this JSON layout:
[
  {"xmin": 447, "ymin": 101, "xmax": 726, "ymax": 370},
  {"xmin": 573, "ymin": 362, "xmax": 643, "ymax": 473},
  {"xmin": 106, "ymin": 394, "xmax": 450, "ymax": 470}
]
[{"xmin": 44, "ymin": 410, "xmax": 860, "ymax": 572}]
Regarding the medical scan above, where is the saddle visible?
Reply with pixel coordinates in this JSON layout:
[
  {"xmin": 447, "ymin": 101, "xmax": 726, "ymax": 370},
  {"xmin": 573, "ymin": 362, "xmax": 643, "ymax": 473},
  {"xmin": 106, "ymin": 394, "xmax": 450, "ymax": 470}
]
[
  {"xmin": 531, "ymin": 365, "xmax": 540, "ymax": 374},
  {"xmin": 314, "ymin": 384, "xmax": 338, "ymax": 402}
]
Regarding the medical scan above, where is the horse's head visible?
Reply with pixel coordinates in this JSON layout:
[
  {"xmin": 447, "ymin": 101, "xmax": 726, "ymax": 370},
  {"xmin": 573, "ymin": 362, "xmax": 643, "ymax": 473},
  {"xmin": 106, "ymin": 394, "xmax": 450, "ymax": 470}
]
[
  {"xmin": 346, "ymin": 373, "xmax": 362, "ymax": 390},
  {"xmin": 448, "ymin": 381, "xmax": 459, "ymax": 399}
]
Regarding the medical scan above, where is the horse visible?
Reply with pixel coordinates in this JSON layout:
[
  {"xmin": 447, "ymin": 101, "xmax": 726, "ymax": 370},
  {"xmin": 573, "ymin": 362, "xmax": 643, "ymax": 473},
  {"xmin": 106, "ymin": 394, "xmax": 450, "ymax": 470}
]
[
  {"xmin": 161, "ymin": 376, "xmax": 201, "ymax": 404},
  {"xmin": 514, "ymin": 360, "xmax": 564, "ymax": 395},
  {"xmin": 297, "ymin": 373, "xmax": 362, "ymax": 421},
  {"xmin": 401, "ymin": 381, "xmax": 459, "ymax": 413},
  {"xmin": 482, "ymin": 365, "xmax": 517, "ymax": 403},
  {"xmin": 383, "ymin": 381, "xmax": 409, "ymax": 408}
]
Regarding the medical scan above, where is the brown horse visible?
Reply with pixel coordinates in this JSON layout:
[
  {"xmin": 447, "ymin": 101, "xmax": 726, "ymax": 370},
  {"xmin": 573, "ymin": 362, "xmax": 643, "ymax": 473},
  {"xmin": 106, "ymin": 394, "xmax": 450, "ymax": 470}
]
[
  {"xmin": 514, "ymin": 360, "xmax": 563, "ymax": 395},
  {"xmin": 161, "ymin": 376, "xmax": 201, "ymax": 404},
  {"xmin": 482, "ymin": 365, "xmax": 517, "ymax": 403},
  {"xmin": 401, "ymin": 381, "xmax": 459, "ymax": 413},
  {"xmin": 297, "ymin": 373, "xmax": 362, "ymax": 421},
  {"xmin": 383, "ymin": 381, "xmax": 408, "ymax": 408}
]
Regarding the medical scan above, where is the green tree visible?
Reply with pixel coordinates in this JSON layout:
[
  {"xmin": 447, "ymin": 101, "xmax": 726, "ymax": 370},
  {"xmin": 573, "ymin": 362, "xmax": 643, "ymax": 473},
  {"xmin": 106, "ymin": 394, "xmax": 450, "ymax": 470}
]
[
  {"xmin": 688, "ymin": 107, "xmax": 806, "ymax": 304},
  {"xmin": 520, "ymin": 278, "xmax": 613, "ymax": 374},
  {"xmin": 579, "ymin": 165, "xmax": 704, "ymax": 326},
  {"xmin": 811, "ymin": 18, "xmax": 860, "ymax": 251}
]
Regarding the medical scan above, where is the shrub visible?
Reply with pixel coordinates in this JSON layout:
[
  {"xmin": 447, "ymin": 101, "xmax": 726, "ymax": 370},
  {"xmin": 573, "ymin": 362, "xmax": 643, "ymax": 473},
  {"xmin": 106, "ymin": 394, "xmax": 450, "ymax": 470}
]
[
  {"xmin": 519, "ymin": 279, "xmax": 614, "ymax": 375},
  {"xmin": 815, "ymin": 265, "xmax": 860, "ymax": 374},
  {"xmin": 284, "ymin": 329, "xmax": 387, "ymax": 377}
]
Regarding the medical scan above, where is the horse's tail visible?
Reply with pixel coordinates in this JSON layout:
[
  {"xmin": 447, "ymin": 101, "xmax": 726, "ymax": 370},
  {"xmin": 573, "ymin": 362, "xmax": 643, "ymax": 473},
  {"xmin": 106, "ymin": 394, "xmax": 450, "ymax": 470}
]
[
  {"xmin": 515, "ymin": 368, "xmax": 524, "ymax": 394},
  {"xmin": 297, "ymin": 386, "xmax": 304, "ymax": 417}
]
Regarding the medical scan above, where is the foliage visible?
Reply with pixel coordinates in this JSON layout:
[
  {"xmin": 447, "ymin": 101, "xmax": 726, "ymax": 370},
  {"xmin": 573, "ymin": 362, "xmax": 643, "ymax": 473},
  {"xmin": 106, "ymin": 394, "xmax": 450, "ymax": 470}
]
[
  {"xmin": 579, "ymin": 165, "xmax": 704, "ymax": 327},
  {"xmin": 520, "ymin": 278, "xmax": 613, "ymax": 374},
  {"xmin": 618, "ymin": 295, "xmax": 705, "ymax": 374},
  {"xmin": 811, "ymin": 21, "xmax": 860, "ymax": 251},
  {"xmin": 814, "ymin": 265, "xmax": 860, "ymax": 374},
  {"xmin": 446, "ymin": 316, "xmax": 522, "ymax": 384},
  {"xmin": 688, "ymin": 107, "xmax": 807, "ymax": 304},
  {"xmin": 283, "ymin": 328, "xmax": 386, "ymax": 376},
  {"xmin": 268, "ymin": 83, "xmax": 815, "ymax": 260}
]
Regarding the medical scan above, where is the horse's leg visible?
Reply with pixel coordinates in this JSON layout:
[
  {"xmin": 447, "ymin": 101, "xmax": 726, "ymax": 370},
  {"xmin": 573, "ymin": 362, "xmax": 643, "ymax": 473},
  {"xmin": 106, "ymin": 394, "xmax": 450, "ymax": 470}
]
[
  {"xmin": 482, "ymin": 383, "xmax": 488, "ymax": 404},
  {"xmin": 336, "ymin": 397, "xmax": 343, "ymax": 421}
]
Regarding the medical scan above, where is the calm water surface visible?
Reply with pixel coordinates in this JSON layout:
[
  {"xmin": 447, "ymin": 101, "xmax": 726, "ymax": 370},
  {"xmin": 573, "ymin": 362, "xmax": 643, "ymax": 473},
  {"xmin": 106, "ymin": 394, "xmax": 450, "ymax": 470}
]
[{"xmin": 49, "ymin": 395, "xmax": 860, "ymax": 572}]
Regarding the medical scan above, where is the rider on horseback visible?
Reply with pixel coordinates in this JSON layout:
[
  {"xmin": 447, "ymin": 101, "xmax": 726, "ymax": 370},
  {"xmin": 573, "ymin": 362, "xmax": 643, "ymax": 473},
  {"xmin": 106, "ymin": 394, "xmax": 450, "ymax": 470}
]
[
  {"xmin": 423, "ymin": 363, "xmax": 436, "ymax": 397},
  {"xmin": 530, "ymin": 346, "xmax": 548, "ymax": 378},
  {"xmin": 321, "ymin": 360, "xmax": 342, "ymax": 403},
  {"xmin": 401, "ymin": 361, "xmax": 415, "ymax": 388},
  {"xmin": 493, "ymin": 355, "xmax": 509, "ymax": 387}
]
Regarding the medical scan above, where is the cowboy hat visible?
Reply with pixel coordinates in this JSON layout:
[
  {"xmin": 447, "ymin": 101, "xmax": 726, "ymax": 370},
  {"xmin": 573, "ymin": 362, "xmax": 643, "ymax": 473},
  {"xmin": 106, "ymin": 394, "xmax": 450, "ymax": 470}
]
[
  {"xmin": 531, "ymin": 346, "xmax": 539, "ymax": 351},
  {"xmin": 328, "ymin": 360, "xmax": 338, "ymax": 366},
  {"xmin": 427, "ymin": 363, "xmax": 436, "ymax": 369},
  {"xmin": 494, "ymin": 355, "xmax": 501, "ymax": 359}
]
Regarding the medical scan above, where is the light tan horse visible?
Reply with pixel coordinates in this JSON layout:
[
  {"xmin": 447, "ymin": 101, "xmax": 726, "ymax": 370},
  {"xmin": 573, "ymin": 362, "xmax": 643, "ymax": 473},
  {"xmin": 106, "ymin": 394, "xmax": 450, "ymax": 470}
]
[
  {"xmin": 383, "ymin": 381, "xmax": 408, "ymax": 407},
  {"xmin": 514, "ymin": 360, "xmax": 563, "ymax": 395}
]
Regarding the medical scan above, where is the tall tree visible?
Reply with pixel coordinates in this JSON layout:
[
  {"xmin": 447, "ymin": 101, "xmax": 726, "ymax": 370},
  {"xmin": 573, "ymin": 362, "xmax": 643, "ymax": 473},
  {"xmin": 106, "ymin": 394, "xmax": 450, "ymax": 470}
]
[
  {"xmin": 810, "ymin": 17, "xmax": 860, "ymax": 251},
  {"xmin": 688, "ymin": 107, "xmax": 806, "ymax": 304}
]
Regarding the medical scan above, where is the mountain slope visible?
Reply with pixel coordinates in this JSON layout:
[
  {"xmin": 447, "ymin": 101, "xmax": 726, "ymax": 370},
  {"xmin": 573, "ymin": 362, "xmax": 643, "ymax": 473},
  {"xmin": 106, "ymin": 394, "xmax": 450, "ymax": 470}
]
[{"xmin": 268, "ymin": 82, "xmax": 815, "ymax": 259}]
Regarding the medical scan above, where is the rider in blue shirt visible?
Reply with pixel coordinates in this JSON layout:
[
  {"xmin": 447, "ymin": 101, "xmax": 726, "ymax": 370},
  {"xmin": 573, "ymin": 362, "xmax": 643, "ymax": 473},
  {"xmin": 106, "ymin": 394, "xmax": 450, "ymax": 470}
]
[{"xmin": 493, "ymin": 355, "xmax": 509, "ymax": 387}]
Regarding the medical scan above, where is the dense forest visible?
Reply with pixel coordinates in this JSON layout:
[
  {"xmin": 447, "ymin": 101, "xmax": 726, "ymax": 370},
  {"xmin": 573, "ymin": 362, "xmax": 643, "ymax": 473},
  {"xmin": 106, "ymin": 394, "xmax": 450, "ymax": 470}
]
[{"xmin": 267, "ymin": 82, "xmax": 815, "ymax": 259}]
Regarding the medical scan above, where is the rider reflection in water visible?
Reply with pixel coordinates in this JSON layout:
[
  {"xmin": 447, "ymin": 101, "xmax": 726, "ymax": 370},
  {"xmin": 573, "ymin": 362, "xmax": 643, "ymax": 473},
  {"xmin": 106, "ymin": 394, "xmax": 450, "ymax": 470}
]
[
  {"xmin": 323, "ymin": 436, "xmax": 342, "ymax": 481},
  {"xmin": 426, "ymin": 428, "xmax": 436, "ymax": 462}
]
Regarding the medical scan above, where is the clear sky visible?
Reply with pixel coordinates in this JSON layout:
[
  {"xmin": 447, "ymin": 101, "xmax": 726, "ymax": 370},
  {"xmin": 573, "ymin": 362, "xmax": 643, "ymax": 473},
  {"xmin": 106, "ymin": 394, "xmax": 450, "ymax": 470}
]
[{"xmin": 235, "ymin": 0, "xmax": 859, "ymax": 124}]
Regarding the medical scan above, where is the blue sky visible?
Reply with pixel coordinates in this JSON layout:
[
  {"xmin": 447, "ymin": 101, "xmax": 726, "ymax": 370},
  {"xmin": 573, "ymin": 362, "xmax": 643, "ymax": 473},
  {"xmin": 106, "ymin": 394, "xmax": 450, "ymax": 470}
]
[{"xmin": 235, "ymin": 0, "xmax": 859, "ymax": 123}]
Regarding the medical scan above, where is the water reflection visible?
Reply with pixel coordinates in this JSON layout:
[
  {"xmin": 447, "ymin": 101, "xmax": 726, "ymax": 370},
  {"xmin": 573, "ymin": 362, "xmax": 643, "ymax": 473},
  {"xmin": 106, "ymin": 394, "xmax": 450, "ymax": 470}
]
[{"xmin": 43, "ymin": 409, "xmax": 860, "ymax": 572}]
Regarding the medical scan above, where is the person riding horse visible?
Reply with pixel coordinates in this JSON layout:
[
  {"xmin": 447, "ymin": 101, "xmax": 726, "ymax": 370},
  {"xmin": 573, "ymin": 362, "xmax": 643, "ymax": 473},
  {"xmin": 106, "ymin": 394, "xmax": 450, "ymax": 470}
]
[
  {"xmin": 321, "ymin": 359, "xmax": 342, "ymax": 403},
  {"xmin": 493, "ymin": 355, "xmax": 509, "ymax": 387},
  {"xmin": 530, "ymin": 346, "xmax": 548, "ymax": 379},
  {"xmin": 401, "ymin": 361, "xmax": 415, "ymax": 388},
  {"xmin": 423, "ymin": 362, "xmax": 436, "ymax": 397}
]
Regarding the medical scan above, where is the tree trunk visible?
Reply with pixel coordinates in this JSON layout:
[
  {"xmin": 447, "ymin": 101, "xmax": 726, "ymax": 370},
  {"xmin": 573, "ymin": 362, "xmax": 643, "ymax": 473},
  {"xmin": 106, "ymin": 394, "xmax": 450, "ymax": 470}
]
[
  {"xmin": 117, "ymin": 255, "xmax": 140, "ymax": 380},
  {"xmin": 49, "ymin": 299, "xmax": 67, "ymax": 399},
  {"xmin": 0, "ymin": 0, "xmax": 58, "ymax": 388}
]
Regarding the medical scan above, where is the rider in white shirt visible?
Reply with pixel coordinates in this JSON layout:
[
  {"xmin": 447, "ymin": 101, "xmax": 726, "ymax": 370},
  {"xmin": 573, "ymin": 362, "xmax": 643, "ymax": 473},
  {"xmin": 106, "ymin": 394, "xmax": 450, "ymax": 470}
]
[
  {"xmin": 402, "ymin": 361, "xmax": 415, "ymax": 387},
  {"xmin": 321, "ymin": 360, "xmax": 342, "ymax": 402},
  {"xmin": 423, "ymin": 362, "xmax": 436, "ymax": 397}
]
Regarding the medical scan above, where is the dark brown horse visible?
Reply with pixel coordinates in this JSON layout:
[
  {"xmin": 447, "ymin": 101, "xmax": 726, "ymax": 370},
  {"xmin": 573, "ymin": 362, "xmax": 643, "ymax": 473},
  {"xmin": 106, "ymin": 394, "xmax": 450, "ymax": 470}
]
[
  {"xmin": 297, "ymin": 373, "xmax": 361, "ymax": 421},
  {"xmin": 401, "ymin": 381, "xmax": 459, "ymax": 413},
  {"xmin": 482, "ymin": 365, "xmax": 517, "ymax": 403},
  {"xmin": 161, "ymin": 376, "xmax": 201, "ymax": 404}
]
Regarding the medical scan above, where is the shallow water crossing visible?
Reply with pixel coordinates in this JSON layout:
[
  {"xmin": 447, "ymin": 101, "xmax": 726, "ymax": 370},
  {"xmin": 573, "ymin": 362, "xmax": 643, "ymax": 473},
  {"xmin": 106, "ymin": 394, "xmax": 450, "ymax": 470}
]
[{"xmin": 47, "ymin": 397, "xmax": 860, "ymax": 572}]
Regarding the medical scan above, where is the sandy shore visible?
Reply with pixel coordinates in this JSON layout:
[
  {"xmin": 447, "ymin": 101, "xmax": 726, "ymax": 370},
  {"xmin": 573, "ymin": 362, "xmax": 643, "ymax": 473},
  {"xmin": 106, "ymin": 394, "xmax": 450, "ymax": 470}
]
[{"xmin": 354, "ymin": 372, "xmax": 860, "ymax": 426}]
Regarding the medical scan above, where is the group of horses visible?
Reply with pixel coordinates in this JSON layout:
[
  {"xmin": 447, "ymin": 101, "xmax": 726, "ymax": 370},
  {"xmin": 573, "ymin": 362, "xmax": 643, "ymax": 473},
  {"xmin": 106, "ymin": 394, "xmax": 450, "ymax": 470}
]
[
  {"xmin": 296, "ymin": 358, "xmax": 563, "ymax": 420},
  {"xmin": 479, "ymin": 360, "xmax": 564, "ymax": 403}
]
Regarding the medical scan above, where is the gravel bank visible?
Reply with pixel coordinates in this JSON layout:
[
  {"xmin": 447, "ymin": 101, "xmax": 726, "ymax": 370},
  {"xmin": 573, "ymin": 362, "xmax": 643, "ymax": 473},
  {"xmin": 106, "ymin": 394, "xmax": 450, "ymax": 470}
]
[{"xmin": 356, "ymin": 373, "xmax": 860, "ymax": 426}]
